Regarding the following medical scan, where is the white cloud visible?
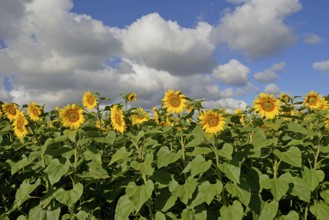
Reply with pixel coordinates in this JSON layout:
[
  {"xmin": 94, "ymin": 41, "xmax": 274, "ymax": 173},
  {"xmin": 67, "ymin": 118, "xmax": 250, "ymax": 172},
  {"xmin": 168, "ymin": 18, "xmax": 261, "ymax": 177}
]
[
  {"xmin": 121, "ymin": 13, "xmax": 217, "ymax": 75},
  {"xmin": 212, "ymin": 59, "xmax": 250, "ymax": 85},
  {"xmin": 212, "ymin": 0, "xmax": 301, "ymax": 59},
  {"xmin": 313, "ymin": 60, "xmax": 329, "ymax": 73},
  {"xmin": 203, "ymin": 98, "xmax": 248, "ymax": 113},
  {"xmin": 303, "ymin": 34, "xmax": 323, "ymax": 45},
  {"xmin": 226, "ymin": 0, "xmax": 248, "ymax": 4},
  {"xmin": 254, "ymin": 62, "xmax": 285, "ymax": 83},
  {"xmin": 264, "ymin": 83, "xmax": 281, "ymax": 95}
]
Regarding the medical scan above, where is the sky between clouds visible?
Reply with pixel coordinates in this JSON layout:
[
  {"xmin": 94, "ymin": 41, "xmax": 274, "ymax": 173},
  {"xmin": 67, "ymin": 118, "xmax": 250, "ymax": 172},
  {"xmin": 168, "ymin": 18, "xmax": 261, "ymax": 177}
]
[{"xmin": 0, "ymin": 0, "xmax": 328, "ymax": 112}]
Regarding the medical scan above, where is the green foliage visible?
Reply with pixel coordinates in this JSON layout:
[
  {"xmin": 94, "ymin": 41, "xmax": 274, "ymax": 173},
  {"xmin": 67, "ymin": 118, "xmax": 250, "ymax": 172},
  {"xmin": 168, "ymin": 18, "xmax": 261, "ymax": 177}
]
[{"xmin": 1, "ymin": 93, "xmax": 329, "ymax": 219}]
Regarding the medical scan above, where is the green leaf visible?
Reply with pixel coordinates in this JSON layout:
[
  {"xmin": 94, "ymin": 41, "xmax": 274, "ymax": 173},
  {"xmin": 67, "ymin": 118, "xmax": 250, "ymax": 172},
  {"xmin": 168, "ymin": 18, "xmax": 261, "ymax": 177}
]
[
  {"xmin": 291, "ymin": 177, "xmax": 311, "ymax": 202},
  {"xmin": 155, "ymin": 212, "xmax": 166, "ymax": 220},
  {"xmin": 302, "ymin": 167, "xmax": 325, "ymax": 191},
  {"xmin": 226, "ymin": 179, "xmax": 251, "ymax": 206},
  {"xmin": 115, "ymin": 195, "xmax": 134, "ymax": 220},
  {"xmin": 287, "ymin": 122, "xmax": 308, "ymax": 135},
  {"xmin": 45, "ymin": 158, "xmax": 70, "ymax": 185},
  {"xmin": 310, "ymin": 203, "xmax": 329, "ymax": 220},
  {"xmin": 131, "ymin": 153, "xmax": 154, "ymax": 176},
  {"xmin": 14, "ymin": 178, "xmax": 41, "ymax": 209},
  {"xmin": 273, "ymin": 147, "xmax": 302, "ymax": 168},
  {"xmin": 220, "ymin": 200, "xmax": 243, "ymax": 220},
  {"xmin": 258, "ymin": 200, "xmax": 278, "ymax": 220},
  {"xmin": 185, "ymin": 137, "xmax": 204, "ymax": 148},
  {"xmin": 84, "ymin": 160, "xmax": 109, "ymax": 179},
  {"xmin": 264, "ymin": 119, "xmax": 282, "ymax": 131},
  {"xmin": 218, "ymin": 143, "xmax": 233, "ymax": 160},
  {"xmin": 270, "ymin": 177, "xmax": 289, "ymax": 201},
  {"xmin": 320, "ymin": 190, "xmax": 329, "ymax": 205},
  {"xmin": 126, "ymin": 180, "xmax": 154, "ymax": 213},
  {"xmin": 169, "ymin": 177, "xmax": 198, "ymax": 205},
  {"xmin": 287, "ymin": 139, "xmax": 304, "ymax": 146},
  {"xmin": 6, "ymin": 156, "xmax": 31, "ymax": 175},
  {"xmin": 218, "ymin": 161, "xmax": 241, "ymax": 184},
  {"xmin": 252, "ymin": 130, "xmax": 276, "ymax": 149},
  {"xmin": 28, "ymin": 206, "xmax": 60, "ymax": 220},
  {"xmin": 182, "ymin": 155, "xmax": 212, "ymax": 177},
  {"xmin": 109, "ymin": 147, "xmax": 131, "ymax": 165},
  {"xmin": 156, "ymin": 146, "xmax": 181, "ymax": 168},
  {"xmin": 277, "ymin": 210, "xmax": 299, "ymax": 220},
  {"xmin": 189, "ymin": 180, "xmax": 223, "ymax": 208},
  {"xmin": 54, "ymin": 183, "xmax": 83, "ymax": 207}
]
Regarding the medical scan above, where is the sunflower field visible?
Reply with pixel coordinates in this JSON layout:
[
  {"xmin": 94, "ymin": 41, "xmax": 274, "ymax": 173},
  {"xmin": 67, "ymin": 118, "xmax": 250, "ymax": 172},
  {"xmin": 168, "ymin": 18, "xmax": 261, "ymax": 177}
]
[{"xmin": 1, "ymin": 90, "xmax": 329, "ymax": 219}]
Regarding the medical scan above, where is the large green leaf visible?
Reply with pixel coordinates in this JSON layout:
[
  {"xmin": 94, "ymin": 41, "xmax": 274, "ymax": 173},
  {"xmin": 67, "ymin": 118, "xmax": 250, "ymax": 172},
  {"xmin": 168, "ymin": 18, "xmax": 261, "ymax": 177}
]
[
  {"xmin": 218, "ymin": 143, "xmax": 233, "ymax": 160},
  {"xmin": 218, "ymin": 161, "xmax": 241, "ymax": 184},
  {"xmin": 109, "ymin": 147, "xmax": 131, "ymax": 165},
  {"xmin": 28, "ymin": 206, "xmax": 61, "ymax": 220},
  {"xmin": 126, "ymin": 180, "xmax": 154, "ymax": 213},
  {"xmin": 220, "ymin": 200, "xmax": 243, "ymax": 220},
  {"xmin": 13, "ymin": 178, "xmax": 41, "ymax": 209},
  {"xmin": 168, "ymin": 177, "xmax": 198, "ymax": 205},
  {"xmin": 131, "ymin": 153, "xmax": 154, "ymax": 176},
  {"xmin": 226, "ymin": 179, "xmax": 251, "ymax": 206},
  {"xmin": 310, "ymin": 203, "xmax": 329, "ymax": 220},
  {"xmin": 182, "ymin": 155, "xmax": 212, "ymax": 177},
  {"xmin": 291, "ymin": 177, "xmax": 311, "ymax": 202},
  {"xmin": 156, "ymin": 146, "xmax": 181, "ymax": 168},
  {"xmin": 45, "ymin": 158, "xmax": 70, "ymax": 185},
  {"xmin": 320, "ymin": 190, "xmax": 329, "ymax": 205},
  {"xmin": 258, "ymin": 200, "xmax": 278, "ymax": 220},
  {"xmin": 115, "ymin": 195, "xmax": 134, "ymax": 220},
  {"xmin": 189, "ymin": 180, "xmax": 223, "ymax": 208},
  {"xmin": 302, "ymin": 167, "xmax": 325, "ymax": 191},
  {"xmin": 270, "ymin": 177, "xmax": 289, "ymax": 201},
  {"xmin": 185, "ymin": 137, "xmax": 204, "ymax": 148},
  {"xmin": 251, "ymin": 130, "xmax": 276, "ymax": 149},
  {"xmin": 273, "ymin": 147, "xmax": 302, "ymax": 168},
  {"xmin": 6, "ymin": 156, "xmax": 31, "ymax": 175},
  {"xmin": 277, "ymin": 211, "xmax": 299, "ymax": 220},
  {"xmin": 54, "ymin": 183, "xmax": 83, "ymax": 207}
]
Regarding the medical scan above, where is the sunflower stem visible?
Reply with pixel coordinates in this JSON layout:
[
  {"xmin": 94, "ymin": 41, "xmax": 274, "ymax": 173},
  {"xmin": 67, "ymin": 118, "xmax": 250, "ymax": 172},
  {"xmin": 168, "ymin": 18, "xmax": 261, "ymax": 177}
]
[{"xmin": 313, "ymin": 135, "xmax": 322, "ymax": 170}]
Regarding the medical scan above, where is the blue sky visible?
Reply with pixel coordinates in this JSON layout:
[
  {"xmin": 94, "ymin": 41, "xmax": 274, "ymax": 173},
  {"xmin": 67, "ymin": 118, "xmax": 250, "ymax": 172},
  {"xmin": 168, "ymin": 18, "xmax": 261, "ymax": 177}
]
[{"xmin": 0, "ymin": 0, "xmax": 329, "ymax": 111}]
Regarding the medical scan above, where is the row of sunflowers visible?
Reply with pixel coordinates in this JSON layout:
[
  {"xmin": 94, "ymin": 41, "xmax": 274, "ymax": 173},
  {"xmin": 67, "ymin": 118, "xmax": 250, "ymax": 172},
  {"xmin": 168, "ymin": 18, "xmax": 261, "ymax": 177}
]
[{"xmin": 1, "ymin": 90, "xmax": 329, "ymax": 219}]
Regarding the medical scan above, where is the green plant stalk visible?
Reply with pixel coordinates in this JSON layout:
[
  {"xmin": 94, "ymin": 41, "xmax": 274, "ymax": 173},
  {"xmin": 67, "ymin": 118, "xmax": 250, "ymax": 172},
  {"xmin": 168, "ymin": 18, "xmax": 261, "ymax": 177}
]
[
  {"xmin": 211, "ymin": 143, "xmax": 226, "ymax": 205},
  {"xmin": 74, "ymin": 142, "xmax": 78, "ymax": 184},
  {"xmin": 303, "ymin": 204, "xmax": 309, "ymax": 220},
  {"xmin": 313, "ymin": 136, "xmax": 322, "ymax": 170}
]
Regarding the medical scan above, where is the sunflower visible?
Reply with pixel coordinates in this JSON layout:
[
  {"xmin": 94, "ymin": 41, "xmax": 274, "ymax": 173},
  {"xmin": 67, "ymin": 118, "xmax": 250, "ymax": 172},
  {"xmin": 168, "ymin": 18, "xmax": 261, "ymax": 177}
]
[
  {"xmin": 280, "ymin": 93, "xmax": 290, "ymax": 104},
  {"xmin": 27, "ymin": 101, "xmax": 42, "ymax": 121},
  {"xmin": 233, "ymin": 108, "xmax": 244, "ymax": 123},
  {"xmin": 12, "ymin": 111, "xmax": 28, "ymax": 140},
  {"xmin": 253, "ymin": 93, "xmax": 281, "ymax": 119},
  {"xmin": 82, "ymin": 91, "xmax": 98, "ymax": 110},
  {"xmin": 152, "ymin": 107, "xmax": 160, "ymax": 125},
  {"xmin": 162, "ymin": 89, "xmax": 186, "ymax": 114},
  {"xmin": 110, "ymin": 105, "xmax": 126, "ymax": 133},
  {"xmin": 325, "ymin": 115, "xmax": 329, "ymax": 128},
  {"xmin": 304, "ymin": 91, "xmax": 322, "ymax": 110},
  {"xmin": 59, "ymin": 104, "xmax": 85, "ymax": 129},
  {"xmin": 198, "ymin": 110, "xmax": 226, "ymax": 134},
  {"xmin": 132, "ymin": 107, "xmax": 150, "ymax": 125},
  {"xmin": 318, "ymin": 97, "xmax": 329, "ymax": 111},
  {"xmin": 126, "ymin": 92, "xmax": 137, "ymax": 102},
  {"xmin": 2, "ymin": 103, "xmax": 18, "ymax": 121}
]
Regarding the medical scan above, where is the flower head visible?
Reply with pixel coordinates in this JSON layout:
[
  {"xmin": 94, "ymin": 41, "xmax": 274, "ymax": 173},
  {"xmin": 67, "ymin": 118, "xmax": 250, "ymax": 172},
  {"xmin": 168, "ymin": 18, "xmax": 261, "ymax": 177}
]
[
  {"xmin": 27, "ymin": 101, "xmax": 42, "ymax": 121},
  {"xmin": 162, "ymin": 89, "xmax": 186, "ymax": 114},
  {"xmin": 2, "ymin": 103, "xmax": 18, "ymax": 121},
  {"xmin": 132, "ymin": 107, "xmax": 149, "ymax": 125},
  {"xmin": 82, "ymin": 91, "xmax": 98, "ymax": 110},
  {"xmin": 59, "ymin": 104, "xmax": 85, "ymax": 129},
  {"xmin": 253, "ymin": 93, "xmax": 281, "ymax": 119},
  {"xmin": 12, "ymin": 111, "xmax": 28, "ymax": 140},
  {"xmin": 110, "ymin": 105, "xmax": 126, "ymax": 133},
  {"xmin": 198, "ymin": 110, "xmax": 226, "ymax": 134},
  {"xmin": 304, "ymin": 91, "xmax": 322, "ymax": 110}
]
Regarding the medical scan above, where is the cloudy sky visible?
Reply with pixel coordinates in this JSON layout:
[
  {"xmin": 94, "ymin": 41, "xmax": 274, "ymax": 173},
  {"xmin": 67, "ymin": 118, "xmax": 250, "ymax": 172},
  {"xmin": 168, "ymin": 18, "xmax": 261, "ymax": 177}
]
[{"xmin": 0, "ymin": 0, "xmax": 328, "ymax": 111}]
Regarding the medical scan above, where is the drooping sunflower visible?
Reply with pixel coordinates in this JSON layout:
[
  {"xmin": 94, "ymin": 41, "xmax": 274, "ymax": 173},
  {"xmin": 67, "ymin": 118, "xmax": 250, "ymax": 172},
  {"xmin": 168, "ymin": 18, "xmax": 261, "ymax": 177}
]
[
  {"xmin": 126, "ymin": 92, "xmax": 137, "ymax": 102},
  {"xmin": 59, "ymin": 104, "xmax": 85, "ymax": 129},
  {"xmin": 253, "ymin": 93, "xmax": 281, "ymax": 119},
  {"xmin": 198, "ymin": 110, "xmax": 226, "ymax": 134},
  {"xmin": 82, "ymin": 91, "xmax": 98, "ymax": 110},
  {"xmin": 12, "ymin": 111, "xmax": 28, "ymax": 140},
  {"xmin": 280, "ymin": 93, "xmax": 290, "ymax": 104},
  {"xmin": 304, "ymin": 91, "xmax": 322, "ymax": 110},
  {"xmin": 2, "ymin": 103, "xmax": 18, "ymax": 121},
  {"xmin": 27, "ymin": 101, "xmax": 42, "ymax": 121},
  {"xmin": 132, "ymin": 107, "xmax": 150, "ymax": 125},
  {"xmin": 110, "ymin": 105, "xmax": 126, "ymax": 133},
  {"xmin": 162, "ymin": 89, "xmax": 186, "ymax": 114}
]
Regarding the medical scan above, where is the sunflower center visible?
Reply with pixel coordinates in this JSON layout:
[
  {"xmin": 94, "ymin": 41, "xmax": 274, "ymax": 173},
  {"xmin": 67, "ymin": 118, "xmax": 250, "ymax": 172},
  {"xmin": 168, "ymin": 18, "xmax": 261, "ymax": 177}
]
[
  {"xmin": 16, "ymin": 118, "xmax": 24, "ymax": 129},
  {"xmin": 9, "ymin": 107, "xmax": 16, "ymax": 115},
  {"xmin": 32, "ymin": 108, "xmax": 39, "ymax": 116},
  {"xmin": 137, "ymin": 113, "xmax": 144, "ymax": 119},
  {"xmin": 309, "ymin": 96, "xmax": 317, "ymax": 105},
  {"xmin": 262, "ymin": 100, "xmax": 275, "ymax": 112},
  {"xmin": 87, "ymin": 97, "xmax": 94, "ymax": 105},
  {"xmin": 68, "ymin": 111, "xmax": 79, "ymax": 122},
  {"xmin": 115, "ymin": 114, "xmax": 122, "ymax": 125},
  {"xmin": 169, "ymin": 96, "xmax": 181, "ymax": 107},
  {"xmin": 208, "ymin": 116, "xmax": 219, "ymax": 127}
]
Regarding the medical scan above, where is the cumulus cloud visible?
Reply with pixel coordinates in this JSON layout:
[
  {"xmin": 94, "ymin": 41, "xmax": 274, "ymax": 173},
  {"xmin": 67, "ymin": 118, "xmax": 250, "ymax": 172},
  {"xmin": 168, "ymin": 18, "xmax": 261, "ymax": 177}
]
[
  {"xmin": 264, "ymin": 83, "xmax": 281, "ymax": 95},
  {"xmin": 254, "ymin": 62, "xmax": 285, "ymax": 83},
  {"xmin": 312, "ymin": 60, "xmax": 329, "ymax": 73},
  {"xmin": 203, "ymin": 98, "xmax": 248, "ymax": 113},
  {"xmin": 212, "ymin": 59, "xmax": 250, "ymax": 85},
  {"xmin": 212, "ymin": 0, "xmax": 301, "ymax": 59},
  {"xmin": 303, "ymin": 34, "xmax": 323, "ymax": 45}
]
